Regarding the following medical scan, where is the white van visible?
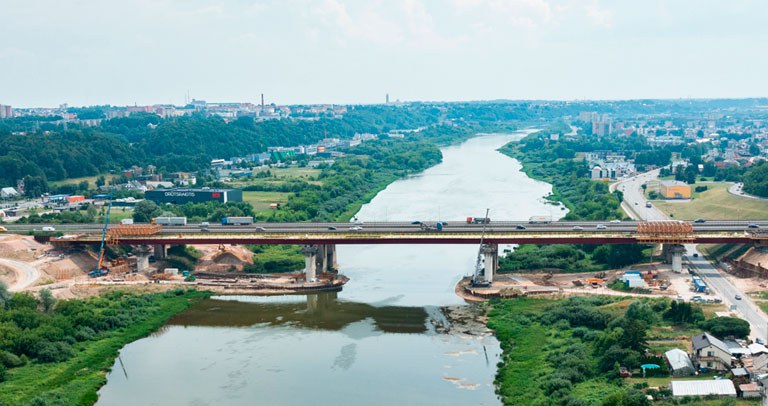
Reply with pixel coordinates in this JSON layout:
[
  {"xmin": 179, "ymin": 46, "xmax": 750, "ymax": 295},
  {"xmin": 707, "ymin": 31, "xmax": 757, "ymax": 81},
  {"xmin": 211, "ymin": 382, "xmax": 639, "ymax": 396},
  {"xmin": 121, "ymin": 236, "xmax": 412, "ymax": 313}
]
[{"xmin": 42, "ymin": 226, "xmax": 56, "ymax": 232}]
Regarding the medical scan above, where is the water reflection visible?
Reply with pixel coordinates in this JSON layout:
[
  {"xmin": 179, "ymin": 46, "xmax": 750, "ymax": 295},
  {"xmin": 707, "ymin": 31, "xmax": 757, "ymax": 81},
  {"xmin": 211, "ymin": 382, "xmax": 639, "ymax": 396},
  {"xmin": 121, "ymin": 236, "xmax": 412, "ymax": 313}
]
[{"xmin": 169, "ymin": 293, "xmax": 430, "ymax": 334}]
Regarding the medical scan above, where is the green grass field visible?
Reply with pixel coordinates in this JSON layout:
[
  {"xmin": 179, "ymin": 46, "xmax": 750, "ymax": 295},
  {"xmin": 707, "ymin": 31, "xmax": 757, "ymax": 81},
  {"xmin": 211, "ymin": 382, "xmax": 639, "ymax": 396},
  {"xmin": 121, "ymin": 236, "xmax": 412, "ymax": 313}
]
[
  {"xmin": 654, "ymin": 182, "xmax": 768, "ymax": 220},
  {"xmin": 242, "ymin": 191, "xmax": 290, "ymax": 214},
  {"xmin": 48, "ymin": 174, "xmax": 116, "ymax": 188}
]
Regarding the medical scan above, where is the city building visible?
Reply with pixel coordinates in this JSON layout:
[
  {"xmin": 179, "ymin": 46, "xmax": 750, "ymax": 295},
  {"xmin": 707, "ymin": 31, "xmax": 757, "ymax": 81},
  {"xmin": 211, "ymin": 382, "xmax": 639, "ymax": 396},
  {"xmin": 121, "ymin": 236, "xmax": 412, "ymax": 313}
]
[
  {"xmin": 145, "ymin": 188, "xmax": 243, "ymax": 205},
  {"xmin": 660, "ymin": 180, "xmax": 692, "ymax": 199},
  {"xmin": 0, "ymin": 104, "xmax": 13, "ymax": 118}
]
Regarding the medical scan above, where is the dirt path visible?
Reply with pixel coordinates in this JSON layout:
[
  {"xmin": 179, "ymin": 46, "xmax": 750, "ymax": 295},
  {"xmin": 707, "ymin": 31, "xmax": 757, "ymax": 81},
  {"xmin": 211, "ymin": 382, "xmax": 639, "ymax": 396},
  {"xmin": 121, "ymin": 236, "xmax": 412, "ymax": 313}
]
[{"xmin": 0, "ymin": 258, "xmax": 41, "ymax": 292}]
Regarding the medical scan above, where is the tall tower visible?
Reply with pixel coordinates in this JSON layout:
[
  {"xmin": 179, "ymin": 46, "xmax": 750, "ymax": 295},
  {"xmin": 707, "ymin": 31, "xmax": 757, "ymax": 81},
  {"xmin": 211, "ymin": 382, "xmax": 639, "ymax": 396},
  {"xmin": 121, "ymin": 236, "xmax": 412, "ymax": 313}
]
[
  {"xmin": 386, "ymin": 94, "xmax": 389, "ymax": 104},
  {"xmin": 261, "ymin": 93, "xmax": 265, "ymax": 109}
]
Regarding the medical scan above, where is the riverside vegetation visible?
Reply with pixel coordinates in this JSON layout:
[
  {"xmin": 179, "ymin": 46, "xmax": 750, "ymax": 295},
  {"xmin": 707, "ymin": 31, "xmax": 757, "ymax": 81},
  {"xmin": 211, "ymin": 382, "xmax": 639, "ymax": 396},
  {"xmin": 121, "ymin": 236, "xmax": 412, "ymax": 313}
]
[
  {"xmin": 488, "ymin": 296, "xmax": 752, "ymax": 405},
  {"xmin": 0, "ymin": 283, "xmax": 210, "ymax": 406},
  {"xmin": 497, "ymin": 125, "xmax": 647, "ymax": 273}
]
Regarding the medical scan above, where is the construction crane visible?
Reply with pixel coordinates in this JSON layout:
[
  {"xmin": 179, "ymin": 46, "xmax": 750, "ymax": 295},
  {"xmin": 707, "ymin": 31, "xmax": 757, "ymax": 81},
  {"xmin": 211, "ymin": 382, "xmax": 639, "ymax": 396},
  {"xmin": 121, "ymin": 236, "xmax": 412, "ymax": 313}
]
[
  {"xmin": 471, "ymin": 208, "xmax": 491, "ymax": 287},
  {"xmin": 89, "ymin": 192, "xmax": 113, "ymax": 278}
]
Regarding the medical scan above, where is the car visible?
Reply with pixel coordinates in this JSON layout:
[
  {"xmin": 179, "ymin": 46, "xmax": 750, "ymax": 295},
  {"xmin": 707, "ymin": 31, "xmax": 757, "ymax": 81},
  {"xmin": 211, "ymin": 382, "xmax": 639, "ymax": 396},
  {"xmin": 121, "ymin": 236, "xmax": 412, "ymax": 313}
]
[
  {"xmin": 748, "ymin": 224, "xmax": 760, "ymax": 229},
  {"xmin": 411, "ymin": 221, "xmax": 422, "ymax": 225},
  {"xmin": 572, "ymin": 226, "xmax": 584, "ymax": 231},
  {"xmin": 634, "ymin": 202, "xmax": 639, "ymax": 205},
  {"xmin": 693, "ymin": 253, "xmax": 699, "ymax": 257},
  {"xmin": 735, "ymin": 295, "xmax": 742, "ymax": 300},
  {"xmin": 41, "ymin": 226, "xmax": 56, "ymax": 232},
  {"xmin": 694, "ymin": 218, "xmax": 706, "ymax": 223},
  {"xmin": 596, "ymin": 224, "xmax": 607, "ymax": 230},
  {"xmin": 676, "ymin": 295, "xmax": 684, "ymax": 302},
  {"xmin": 256, "ymin": 226, "xmax": 267, "ymax": 231},
  {"xmin": 515, "ymin": 224, "xmax": 526, "ymax": 230},
  {"xmin": 610, "ymin": 219, "xmax": 621, "ymax": 224},
  {"xmin": 328, "ymin": 226, "xmax": 337, "ymax": 230},
  {"xmin": 349, "ymin": 226, "xmax": 363, "ymax": 231}
]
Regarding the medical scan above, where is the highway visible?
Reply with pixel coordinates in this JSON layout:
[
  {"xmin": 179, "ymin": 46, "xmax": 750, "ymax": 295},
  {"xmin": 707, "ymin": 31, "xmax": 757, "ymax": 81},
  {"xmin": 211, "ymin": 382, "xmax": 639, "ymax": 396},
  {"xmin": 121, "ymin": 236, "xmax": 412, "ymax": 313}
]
[{"xmin": 614, "ymin": 171, "xmax": 768, "ymax": 341}]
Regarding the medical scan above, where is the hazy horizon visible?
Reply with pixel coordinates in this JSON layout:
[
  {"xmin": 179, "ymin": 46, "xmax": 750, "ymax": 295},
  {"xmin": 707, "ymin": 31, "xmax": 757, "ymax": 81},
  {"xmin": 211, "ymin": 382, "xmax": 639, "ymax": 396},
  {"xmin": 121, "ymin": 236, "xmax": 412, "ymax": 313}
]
[{"xmin": 3, "ymin": 0, "xmax": 768, "ymax": 107}]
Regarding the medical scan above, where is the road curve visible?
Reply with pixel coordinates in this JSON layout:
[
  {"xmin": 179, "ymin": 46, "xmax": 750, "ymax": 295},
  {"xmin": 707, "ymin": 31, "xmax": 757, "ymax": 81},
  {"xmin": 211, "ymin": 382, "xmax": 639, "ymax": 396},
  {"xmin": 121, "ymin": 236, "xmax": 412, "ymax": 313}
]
[{"xmin": 0, "ymin": 258, "xmax": 41, "ymax": 292}]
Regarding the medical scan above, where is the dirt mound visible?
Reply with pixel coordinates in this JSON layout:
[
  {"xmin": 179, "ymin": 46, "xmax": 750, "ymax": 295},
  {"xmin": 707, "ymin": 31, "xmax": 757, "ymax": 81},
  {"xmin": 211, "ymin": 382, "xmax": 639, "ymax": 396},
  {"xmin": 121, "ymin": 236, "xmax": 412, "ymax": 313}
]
[
  {"xmin": 41, "ymin": 252, "xmax": 98, "ymax": 280},
  {"xmin": 196, "ymin": 245, "xmax": 254, "ymax": 273},
  {"xmin": 0, "ymin": 235, "xmax": 46, "ymax": 261}
]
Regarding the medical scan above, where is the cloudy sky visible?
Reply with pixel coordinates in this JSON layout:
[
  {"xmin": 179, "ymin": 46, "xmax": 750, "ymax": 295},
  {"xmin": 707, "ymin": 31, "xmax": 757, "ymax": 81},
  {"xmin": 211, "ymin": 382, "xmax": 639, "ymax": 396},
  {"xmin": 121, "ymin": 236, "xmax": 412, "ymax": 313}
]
[{"xmin": 1, "ymin": 0, "xmax": 767, "ymax": 107}]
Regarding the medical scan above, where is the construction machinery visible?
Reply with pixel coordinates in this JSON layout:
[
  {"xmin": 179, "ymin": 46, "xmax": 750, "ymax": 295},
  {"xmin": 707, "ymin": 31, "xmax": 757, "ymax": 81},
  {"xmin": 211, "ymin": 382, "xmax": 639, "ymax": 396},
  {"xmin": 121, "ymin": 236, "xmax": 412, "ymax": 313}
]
[
  {"xmin": 471, "ymin": 208, "xmax": 491, "ymax": 287},
  {"xmin": 89, "ymin": 192, "xmax": 112, "ymax": 278}
]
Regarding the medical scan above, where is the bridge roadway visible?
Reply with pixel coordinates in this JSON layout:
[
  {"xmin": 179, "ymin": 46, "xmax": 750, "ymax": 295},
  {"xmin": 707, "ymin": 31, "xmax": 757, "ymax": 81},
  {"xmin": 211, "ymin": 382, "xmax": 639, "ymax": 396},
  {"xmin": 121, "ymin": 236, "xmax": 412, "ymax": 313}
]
[{"xmin": 8, "ymin": 220, "xmax": 768, "ymax": 245}]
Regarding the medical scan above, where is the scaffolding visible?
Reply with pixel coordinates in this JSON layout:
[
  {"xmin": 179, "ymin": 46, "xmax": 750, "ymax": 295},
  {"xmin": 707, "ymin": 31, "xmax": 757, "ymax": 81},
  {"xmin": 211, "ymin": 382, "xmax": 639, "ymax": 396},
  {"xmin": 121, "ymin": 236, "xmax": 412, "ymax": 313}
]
[
  {"xmin": 636, "ymin": 221, "xmax": 694, "ymax": 244},
  {"xmin": 106, "ymin": 224, "xmax": 162, "ymax": 244}
]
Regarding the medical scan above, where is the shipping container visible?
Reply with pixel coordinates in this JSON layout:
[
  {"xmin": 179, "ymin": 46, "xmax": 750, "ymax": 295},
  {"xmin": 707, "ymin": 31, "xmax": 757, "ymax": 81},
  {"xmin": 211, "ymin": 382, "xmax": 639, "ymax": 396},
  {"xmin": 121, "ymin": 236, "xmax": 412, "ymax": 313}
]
[
  {"xmin": 66, "ymin": 195, "xmax": 85, "ymax": 203},
  {"xmin": 120, "ymin": 219, "xmax": 134, "ymax": 225},
  {"xmin": 221, "ymin": 216, "xmax": 254, "ymax": 225}
]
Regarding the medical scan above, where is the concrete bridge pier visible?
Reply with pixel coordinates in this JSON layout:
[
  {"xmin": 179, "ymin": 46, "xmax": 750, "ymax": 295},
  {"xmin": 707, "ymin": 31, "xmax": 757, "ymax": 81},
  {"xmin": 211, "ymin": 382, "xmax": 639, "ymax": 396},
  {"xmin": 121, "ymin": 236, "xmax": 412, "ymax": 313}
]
[
  {"xmin": 662, "ymin": 244, "xmax": 685, "ymax": 272},
  {"xmin": 133, "ymin": 245, "xmax": 152, "ymax": 272},
  {"xmin": 481, "ymin": 243, "xmax": 499, "ymax": 283},
  {"xmin": 326, "ymin": 244, "xmax": 338, "ymax": 271},
  {"xmin": 153, "ymin": 244, "xmax": 168, "ymax": 260},
  {"xmin": 670, "ymin": 245, "xmax": 685, "ymax": 273},
  {"xmin": 302, "ymin": 245, "xmax": 318, "ymax": 282}
]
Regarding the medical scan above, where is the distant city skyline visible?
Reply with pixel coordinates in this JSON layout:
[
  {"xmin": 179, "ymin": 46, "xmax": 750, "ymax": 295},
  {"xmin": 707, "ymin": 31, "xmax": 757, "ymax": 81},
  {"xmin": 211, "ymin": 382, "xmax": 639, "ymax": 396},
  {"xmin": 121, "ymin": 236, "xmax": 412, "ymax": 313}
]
[{"xmin": 2, "ymin": 0, "xmax": 768, "ymax": 107}]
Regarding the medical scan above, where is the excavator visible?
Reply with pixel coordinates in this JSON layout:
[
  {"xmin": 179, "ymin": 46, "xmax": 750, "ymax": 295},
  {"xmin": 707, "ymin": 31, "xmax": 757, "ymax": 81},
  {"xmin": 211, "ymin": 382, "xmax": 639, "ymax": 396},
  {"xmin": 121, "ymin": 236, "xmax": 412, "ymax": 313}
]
[{"xmin": 88, "ymin": 193, "xmax": 113, "ymax": 278}]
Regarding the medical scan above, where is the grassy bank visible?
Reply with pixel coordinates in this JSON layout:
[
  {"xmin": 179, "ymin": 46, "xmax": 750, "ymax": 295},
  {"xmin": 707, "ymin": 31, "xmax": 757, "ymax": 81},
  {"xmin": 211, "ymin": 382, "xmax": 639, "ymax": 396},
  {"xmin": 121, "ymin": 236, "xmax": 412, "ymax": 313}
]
[
  {"xmin": 0, "ymin": 289, "xmax": 211, "ymax": 405},
  {"xmin": 654, "ymin": 182, "xmax": 768, "ymax": 220}
]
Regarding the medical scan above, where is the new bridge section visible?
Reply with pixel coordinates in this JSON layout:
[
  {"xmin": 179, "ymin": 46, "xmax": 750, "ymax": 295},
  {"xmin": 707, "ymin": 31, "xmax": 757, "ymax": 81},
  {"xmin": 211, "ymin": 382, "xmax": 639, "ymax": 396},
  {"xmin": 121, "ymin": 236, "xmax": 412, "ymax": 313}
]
[{"xmin": 33, "ymin": 221, "xmax": 768, "ymax": 245}]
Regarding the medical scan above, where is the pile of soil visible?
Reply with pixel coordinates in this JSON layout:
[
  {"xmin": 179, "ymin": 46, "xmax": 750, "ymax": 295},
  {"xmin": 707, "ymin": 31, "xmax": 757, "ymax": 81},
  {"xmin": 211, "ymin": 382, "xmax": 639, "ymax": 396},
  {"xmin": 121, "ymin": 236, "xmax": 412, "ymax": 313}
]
[
  {"xmin": 0, "ymin": 235, "xmax": 45, "ymax": 261},
  {"xmin": 196, "ymin": 246, "xmax": 254, "ymax": 273},
  {"xmin": 40, "ymin": 252, "xmax": 98, "ymax": 280}
]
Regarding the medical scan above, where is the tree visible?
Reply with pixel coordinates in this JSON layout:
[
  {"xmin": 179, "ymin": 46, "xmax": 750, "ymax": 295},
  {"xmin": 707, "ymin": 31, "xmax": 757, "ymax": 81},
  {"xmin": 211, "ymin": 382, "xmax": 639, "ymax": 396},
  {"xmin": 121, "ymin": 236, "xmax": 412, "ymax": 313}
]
[
  {"xmin": 0, "ymin": 281, "xmax": 11, "ymax": 310},
  {"xmin": 699, "ymin": 317, "xmax": 750, "ymax": 339},
  {"xmin": 39, "ymin": 289, "xmax": 56, "ymax": 313},
  {"xmin": 96, "ymin": 175, "xmax": 106, "ymax": 188},
  {"xmin": 133, "ymin": 200, "xmax": 161, "ymax": 223}
]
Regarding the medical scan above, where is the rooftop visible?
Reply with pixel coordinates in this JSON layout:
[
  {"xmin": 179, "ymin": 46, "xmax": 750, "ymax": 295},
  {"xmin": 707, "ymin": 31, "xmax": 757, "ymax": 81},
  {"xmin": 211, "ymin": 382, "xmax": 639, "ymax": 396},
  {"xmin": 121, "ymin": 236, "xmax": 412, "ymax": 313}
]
[
  {"xmin": 660, "ymin": 180, "xmax": 691, "ymax": 187},
  {"xmin": 692, "ymin": 333, "xmax": 731, "ymax": 354},
  {"xmin": 671, "ymin": 380, "xmax": 736, "ymax": 397}
]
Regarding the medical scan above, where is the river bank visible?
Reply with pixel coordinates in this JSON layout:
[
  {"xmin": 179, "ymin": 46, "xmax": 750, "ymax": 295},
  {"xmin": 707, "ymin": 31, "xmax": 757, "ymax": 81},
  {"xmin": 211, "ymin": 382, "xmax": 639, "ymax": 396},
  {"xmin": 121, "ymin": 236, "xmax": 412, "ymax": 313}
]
[{"xmin": 0, "ymin": 289, "xmax": 211, "ymax": 405}]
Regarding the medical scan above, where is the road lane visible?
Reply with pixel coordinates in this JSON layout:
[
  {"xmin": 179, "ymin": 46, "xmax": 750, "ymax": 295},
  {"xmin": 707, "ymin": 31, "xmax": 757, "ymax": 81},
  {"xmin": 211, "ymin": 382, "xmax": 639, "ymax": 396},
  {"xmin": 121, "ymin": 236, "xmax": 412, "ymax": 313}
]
[{"xmin": 614, "ymin": 171, "xmax": 768, "ymax": 341}]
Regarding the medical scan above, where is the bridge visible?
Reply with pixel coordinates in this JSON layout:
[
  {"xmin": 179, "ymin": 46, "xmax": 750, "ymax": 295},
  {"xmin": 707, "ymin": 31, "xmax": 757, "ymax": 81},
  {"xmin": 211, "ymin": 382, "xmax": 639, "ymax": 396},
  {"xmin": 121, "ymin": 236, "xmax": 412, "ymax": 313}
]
[{"xmin": 6, "ymin": 220, "xmax": 768, "ymax": 283}]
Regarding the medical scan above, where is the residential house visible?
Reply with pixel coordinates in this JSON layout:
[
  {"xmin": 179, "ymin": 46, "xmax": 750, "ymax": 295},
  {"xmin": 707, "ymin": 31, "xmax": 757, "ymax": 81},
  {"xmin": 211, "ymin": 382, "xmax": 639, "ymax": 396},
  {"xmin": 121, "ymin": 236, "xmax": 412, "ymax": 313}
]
[
  {"xmin": 0, "ymin": 187, "xmax": 19, "ymax": 199},
  {"xmin": 692, "ymin": 333, "xmax": 733, "ymax": 371}
]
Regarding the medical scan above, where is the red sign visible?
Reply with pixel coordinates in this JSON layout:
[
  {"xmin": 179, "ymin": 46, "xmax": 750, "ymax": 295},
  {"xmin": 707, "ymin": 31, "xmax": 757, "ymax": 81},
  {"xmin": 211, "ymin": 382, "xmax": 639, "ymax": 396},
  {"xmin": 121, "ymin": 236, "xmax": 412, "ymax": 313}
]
[{"xmin": 212, "ymin": 192, "xmax": 221, "ymax": 198}]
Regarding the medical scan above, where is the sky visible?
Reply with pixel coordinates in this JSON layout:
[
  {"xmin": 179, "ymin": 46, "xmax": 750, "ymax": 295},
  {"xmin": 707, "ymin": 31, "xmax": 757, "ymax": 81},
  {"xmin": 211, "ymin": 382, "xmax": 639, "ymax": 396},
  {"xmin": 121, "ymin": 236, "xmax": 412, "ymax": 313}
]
[{"xmin": 1, "ymin": 0, "xmax": 768, "ymax": 107}]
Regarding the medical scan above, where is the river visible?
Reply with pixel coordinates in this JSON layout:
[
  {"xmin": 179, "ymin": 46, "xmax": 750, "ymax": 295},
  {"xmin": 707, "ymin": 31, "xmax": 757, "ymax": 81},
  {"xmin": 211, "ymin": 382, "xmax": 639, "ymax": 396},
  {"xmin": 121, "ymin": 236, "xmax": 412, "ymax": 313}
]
[{"xmin": 96, "ymin": 131, "xmax": 565, "ymax": 406}]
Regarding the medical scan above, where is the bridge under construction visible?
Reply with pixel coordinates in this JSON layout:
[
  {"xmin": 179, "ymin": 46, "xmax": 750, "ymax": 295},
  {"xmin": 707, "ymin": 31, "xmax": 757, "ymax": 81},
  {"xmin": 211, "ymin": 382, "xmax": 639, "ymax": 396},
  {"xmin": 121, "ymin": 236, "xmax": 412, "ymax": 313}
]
[{"xmin": 7, "ymin": 219, "xmax": 768, "ymax": 283}]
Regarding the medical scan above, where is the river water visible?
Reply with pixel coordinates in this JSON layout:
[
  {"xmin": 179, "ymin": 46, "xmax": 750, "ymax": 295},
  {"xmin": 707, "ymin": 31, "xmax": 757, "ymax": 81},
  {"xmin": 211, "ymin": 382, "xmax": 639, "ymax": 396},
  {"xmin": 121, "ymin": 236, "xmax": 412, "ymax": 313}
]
[{"xmin": 96, "ymin": 131, "xmax": 565, "ymax": 406}]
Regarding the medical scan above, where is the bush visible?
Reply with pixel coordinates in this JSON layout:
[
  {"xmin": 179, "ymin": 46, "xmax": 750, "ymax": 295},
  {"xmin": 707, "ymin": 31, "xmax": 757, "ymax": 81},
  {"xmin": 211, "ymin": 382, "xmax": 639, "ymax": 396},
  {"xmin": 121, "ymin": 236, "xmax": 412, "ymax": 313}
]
[
  {"xmin": 698, "ymin": 317, "xmax": 750, "ymax": 339},
  {"xmin": 0, "ymin": 350, "xmax": 24, "ymax": 368},
  {"xmin": 695, "ymin": 185, "xmax": 708, "ymax": 192},
  {"xmin": 36, "ymin": 341, "xmax": 74, "ymax": 363}
]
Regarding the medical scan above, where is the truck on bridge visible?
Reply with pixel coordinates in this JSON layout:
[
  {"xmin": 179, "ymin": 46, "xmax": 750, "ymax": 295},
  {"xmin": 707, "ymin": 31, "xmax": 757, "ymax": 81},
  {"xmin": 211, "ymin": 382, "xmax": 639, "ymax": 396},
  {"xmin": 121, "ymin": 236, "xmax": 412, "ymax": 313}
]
[
  {"xmin": 221, "ymin": 216, "xmax": 254, "ymax": 226},
  {"xmin": 153, "ymin": 217, "xmax": 188, "ymax": 226},
  {"xmin": 466, "ymin": 217, "xmax": 490, "ymax": 224},
  {"xmin": 528, "ymin": 216, "xmax": 553, "ymax": 224}
]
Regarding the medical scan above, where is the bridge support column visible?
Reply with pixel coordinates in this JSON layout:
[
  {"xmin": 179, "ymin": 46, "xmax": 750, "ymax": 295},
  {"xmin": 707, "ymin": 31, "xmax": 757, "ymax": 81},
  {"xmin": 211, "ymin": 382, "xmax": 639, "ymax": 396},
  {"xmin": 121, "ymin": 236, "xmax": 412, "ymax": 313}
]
[
  {"xmin": 670, "ymin": 244, "xmax": 685, "ymax": 273},
  {"xmin": 302, "ymin": 245, "xmax": 318, "ymax": 282},
  {"xmin": 481, "ymin": 243, "xmax": 498, "ymax": 283},
  {"xmin": 316, "ymin": 245, "xmax": 328, "ymax": 274},
  {"xmin": 134, "ymin": 245, "xmax": 152, "ymax": 272},
  {"xmin": 327, "ymin": 244, "xmax": 338, "ymax": 271},
  {"xmin": 153, "ymin": 244, "xmax": 167, "ymax": 260}
]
